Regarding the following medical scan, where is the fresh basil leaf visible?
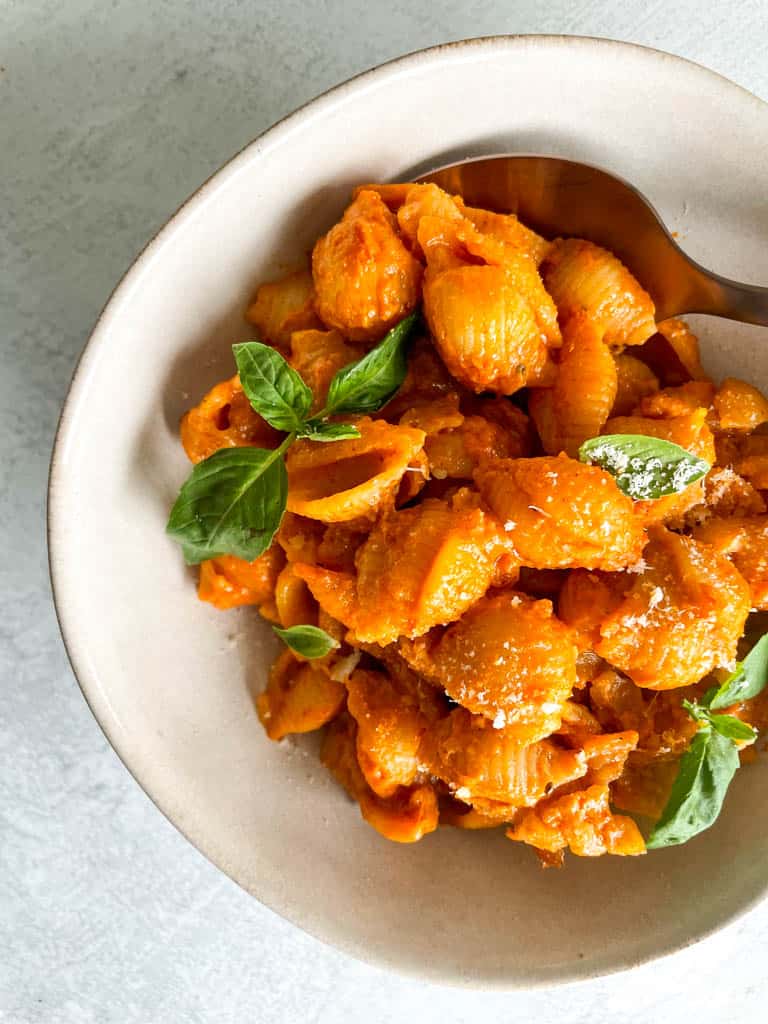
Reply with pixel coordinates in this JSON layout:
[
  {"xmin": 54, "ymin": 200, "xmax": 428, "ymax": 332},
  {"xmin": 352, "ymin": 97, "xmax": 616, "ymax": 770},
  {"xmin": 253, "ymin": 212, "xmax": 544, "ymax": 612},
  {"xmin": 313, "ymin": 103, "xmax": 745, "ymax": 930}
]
[
  {"xmin": 322, "ymin": 311, "xmax": 419, "ymax": 416},
  {"xmin": 233, "ymin": 341, "xmax": 312, "ymax": 432},
  {"xmin": 298, "ymin": 420, "xmax": 361, "ymax": 442},
  {"xmin": 707, "ymin": 714, "xmax": 757, "ymax": 742},
  {"xmin": 578, "ymin": 434, "xmax": 711, "ymax": 500},
  {"xmin": 167, "ymin": 446, "xmax": 287, "ymax": 563},
  {"xmin": 709, "ymin": 634, "xmax": 768, "ymax": 709},
  {"xmin": 646, "ymin": 726, "xmax": 739, "ymax": 849},
  {"xmin": 273, "ymin": 624, "xmax": 339, "ymax": 658}
]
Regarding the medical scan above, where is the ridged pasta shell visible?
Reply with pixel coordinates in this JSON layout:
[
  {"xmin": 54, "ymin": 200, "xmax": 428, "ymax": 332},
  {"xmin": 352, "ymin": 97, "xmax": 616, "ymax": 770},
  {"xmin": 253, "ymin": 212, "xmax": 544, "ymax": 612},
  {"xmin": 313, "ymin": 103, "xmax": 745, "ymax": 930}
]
[{"xmin": 286, "ymin": 418, "xmax": 425, "ymax": 523}]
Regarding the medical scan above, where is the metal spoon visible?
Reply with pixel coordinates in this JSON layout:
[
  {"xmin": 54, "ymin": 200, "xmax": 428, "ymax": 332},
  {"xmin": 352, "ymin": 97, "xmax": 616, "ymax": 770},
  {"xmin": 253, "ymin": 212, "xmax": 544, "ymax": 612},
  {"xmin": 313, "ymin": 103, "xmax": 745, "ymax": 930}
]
[{"xmin": 417, "ymin": 155, "xmax": 768, "ymax": 326}]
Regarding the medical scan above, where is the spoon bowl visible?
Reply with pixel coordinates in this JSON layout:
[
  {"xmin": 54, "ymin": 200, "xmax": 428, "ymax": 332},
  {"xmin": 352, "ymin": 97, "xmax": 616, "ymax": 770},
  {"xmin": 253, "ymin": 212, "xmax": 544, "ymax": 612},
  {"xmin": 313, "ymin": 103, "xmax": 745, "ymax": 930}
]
[{"xmin": 419, "ymin": 155, "xmax": 768, "ymax": 325}]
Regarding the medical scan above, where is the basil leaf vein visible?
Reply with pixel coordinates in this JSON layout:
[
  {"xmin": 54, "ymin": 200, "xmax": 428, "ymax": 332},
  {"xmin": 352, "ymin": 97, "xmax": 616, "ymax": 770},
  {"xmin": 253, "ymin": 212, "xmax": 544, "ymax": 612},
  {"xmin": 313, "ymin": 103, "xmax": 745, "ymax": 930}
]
[
  {"xmin": 166, "ymin": 445, "xmax": 288, "ymax": 564},
  {"xmin": 578, "ymin": 433, "xmax": 711, "ymax": 500},
  {"xmin": 234, "ymin": 341, "xmax": 312, "ymax": 432},
  {"xmin": 322, "ymin": 311, "xmax": 418, "ymax": 416},
  {"xmin": 273, "ymin": 624, "xmax": 339, "ymax": 658}
]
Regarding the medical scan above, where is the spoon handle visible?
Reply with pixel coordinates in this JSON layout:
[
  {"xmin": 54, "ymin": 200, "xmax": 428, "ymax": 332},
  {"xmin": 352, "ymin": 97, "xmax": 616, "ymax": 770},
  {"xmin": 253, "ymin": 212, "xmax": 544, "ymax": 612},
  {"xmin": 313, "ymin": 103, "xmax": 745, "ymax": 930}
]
[
  {"xmin": 417, "ymin": 154, "xmax": 768, "ymax": 327},
  {"xmin": 678, "ymin": 256, "xmax": 768, "ymax": 327}
]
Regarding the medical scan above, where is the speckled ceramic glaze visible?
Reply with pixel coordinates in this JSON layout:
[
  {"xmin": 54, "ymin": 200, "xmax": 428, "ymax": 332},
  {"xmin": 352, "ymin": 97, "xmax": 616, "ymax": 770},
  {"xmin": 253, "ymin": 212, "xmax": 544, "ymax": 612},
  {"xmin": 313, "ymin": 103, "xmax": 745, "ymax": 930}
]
[{"xmin": 49, "ymin": 36, "xmax": 768, "ymax": 987}]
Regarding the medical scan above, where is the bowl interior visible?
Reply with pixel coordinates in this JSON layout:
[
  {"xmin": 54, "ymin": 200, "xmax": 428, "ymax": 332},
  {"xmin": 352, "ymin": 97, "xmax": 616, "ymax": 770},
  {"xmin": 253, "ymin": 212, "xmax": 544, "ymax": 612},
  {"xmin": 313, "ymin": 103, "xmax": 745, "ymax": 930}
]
[{"xmin": 50, "ymin": 37, "xmax": 768, "ymax": 987}]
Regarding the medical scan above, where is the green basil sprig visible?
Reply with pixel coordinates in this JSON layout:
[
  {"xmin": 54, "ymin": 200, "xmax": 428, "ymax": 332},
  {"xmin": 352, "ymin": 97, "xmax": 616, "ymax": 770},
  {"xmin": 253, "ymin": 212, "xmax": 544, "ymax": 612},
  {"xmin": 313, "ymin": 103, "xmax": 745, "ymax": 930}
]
[
  {"xmin": 273, "ymin": 624, "xmax": 339, "ymax": 658},
  {"xmin": 646, "ymin": 635, "xmax": 767, "ymax": 849},
  {"xmin": 166, "ymin": 312, "xmax": 419, "ymax": 563},
  {"xmin": 578, "ymin": 434, "xmax": 711, "ymax": 500}
]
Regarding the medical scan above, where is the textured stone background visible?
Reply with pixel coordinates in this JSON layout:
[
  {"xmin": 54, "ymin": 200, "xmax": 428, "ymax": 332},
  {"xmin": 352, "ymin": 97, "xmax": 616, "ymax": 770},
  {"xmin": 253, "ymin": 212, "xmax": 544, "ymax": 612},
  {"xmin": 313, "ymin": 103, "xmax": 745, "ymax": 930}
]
[{"xmin": 3, "ymin": 1, "xmax": 768, "ymax": 1020}]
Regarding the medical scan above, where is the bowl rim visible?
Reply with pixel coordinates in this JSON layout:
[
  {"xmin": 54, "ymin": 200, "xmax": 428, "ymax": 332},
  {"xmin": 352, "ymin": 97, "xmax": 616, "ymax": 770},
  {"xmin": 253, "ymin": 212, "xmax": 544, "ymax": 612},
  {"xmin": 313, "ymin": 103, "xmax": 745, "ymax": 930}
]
[{"xmin": 47, "ymin": 33, "xmax": 768, "ymax": 989}]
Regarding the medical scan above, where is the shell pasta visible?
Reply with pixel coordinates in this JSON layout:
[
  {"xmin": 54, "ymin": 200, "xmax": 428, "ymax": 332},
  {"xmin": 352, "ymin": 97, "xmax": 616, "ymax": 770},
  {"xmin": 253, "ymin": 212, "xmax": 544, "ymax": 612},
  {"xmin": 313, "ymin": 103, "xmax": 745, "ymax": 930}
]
[{"xmin": 173, "ymin": 179, "xmax": 768, "ymax": 865}]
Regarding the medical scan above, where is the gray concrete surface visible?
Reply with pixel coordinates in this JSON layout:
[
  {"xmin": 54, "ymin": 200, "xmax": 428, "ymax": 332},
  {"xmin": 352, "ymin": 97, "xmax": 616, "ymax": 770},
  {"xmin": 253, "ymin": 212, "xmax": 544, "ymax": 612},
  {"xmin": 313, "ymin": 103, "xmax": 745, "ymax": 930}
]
[{"xmin": 3, "ymin": 1, "xmax": 768, "ymax": 1020}]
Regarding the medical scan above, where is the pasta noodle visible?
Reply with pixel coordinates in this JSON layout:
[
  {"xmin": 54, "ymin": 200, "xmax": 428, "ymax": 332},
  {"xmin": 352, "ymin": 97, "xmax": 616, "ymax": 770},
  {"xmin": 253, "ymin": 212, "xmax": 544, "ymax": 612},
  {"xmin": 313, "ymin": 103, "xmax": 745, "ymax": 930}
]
[
  {"xmin": 401, "ymin": 590, "xmax": 578, "ymax": 742},
  {"xmin": 693, "ymin": 515, "xmax": 768, "ymax": 610},
  {"xmin": 508, "ymin": 784, "xmax": 645, "ymax": 858},
  {"xmin": 257, "ymin": 651, "xmax": 346, "ymax": 741},
  {"xmin": 611, "ymin": 353, "xmax": 660, "ymax": 416},
  {"xmin": 246, "ymin": 268, "xmax": 322, "ymax": 348},
  {"xmin": 474, "ymin": 454, "xmax": 646, "ymax": 570},
  {"xmin": 312, "ymin": 189, "xmax": 422, "ymax": 341},
  {"xmin": 541, "ymin": 237, "xmax": 656, "ymax": 347},
  {"xmin": 198, "ymin": 547, "xmax": 284, "ymax": 612},
  {"xmin": 548, "ymin": 313, "xmax": 617, "ymax": 457},
  {"xmin": 595, "ymin": 528, "xmax": 750, "ymax": 690},
  {"xmin": 180, "ymin": 375, "xmax": 279, "ymax": 463},
  {"xmin": 289, "ymin": 329, "xmax": 364, "ymax": 410},
  {"xmin": 286, "ymin": 417, "xmax": 426, "ymax": 522}
]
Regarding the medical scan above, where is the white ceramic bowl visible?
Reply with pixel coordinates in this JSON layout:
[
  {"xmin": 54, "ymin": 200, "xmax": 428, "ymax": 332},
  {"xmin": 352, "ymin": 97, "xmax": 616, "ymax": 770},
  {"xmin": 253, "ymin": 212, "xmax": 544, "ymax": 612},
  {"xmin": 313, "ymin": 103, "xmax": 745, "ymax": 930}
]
[{"xmin": 49, "ymin": 36, "xmax": 768, "ymax": 988}]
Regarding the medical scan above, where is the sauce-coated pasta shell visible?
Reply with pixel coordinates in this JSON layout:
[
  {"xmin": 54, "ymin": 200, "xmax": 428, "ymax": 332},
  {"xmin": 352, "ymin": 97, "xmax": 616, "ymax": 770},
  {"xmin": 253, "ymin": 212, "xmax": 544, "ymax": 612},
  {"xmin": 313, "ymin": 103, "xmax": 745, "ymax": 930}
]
[
  {"xmin": 714, "ymin": 377, "xmax": 768, "ymax": 431},
  {"xmin": 321, "ymin": 712, "xmax": 439, "ymax": 843},
  {"xmin": 550, "ymin": 313, "xmax": 617, "ymax": 457},
  {"xmin": 286, "ymin": 417, "xmax": 426, "ymax": 523},
  {"xmin": 345, "ymin": 668, "xmax": 437, "ymax": 798},
  {"xmin": 587, "ymin": 668, "xmax": 697, "ymax": 758},
  {"xmin": 425, "ymin": 707, "xmax": 587, "ymax": 806},
  {"xmin": 558, "ymin": 570, "xmax": 628, "ymax": 649},
  {"xmin": 424, "ymin": 263, "xmax": 554, "ymax": 395},
  {"xmin": 693, "ymin": 515, "xmax": 768, "ymax": 610},
  {"xmin": 440, "ymin": 797, "xmax": 519, "ymax": 829},
  {"xmin": 274, "ymin": 562, "xmax": 318, "ymax": 628},
  {"xmin": 290, "ymin": 564, "xmax": 359, "ymax": 630},
  {"xmin": 611, "ymin": 353, "xmax": 660, "ymax": 416},
  {"xmin": 312, "ymin": 190, "xmax": 422, "ymax": 342},
  {"xmin": 507, "ymin": 784, "xmax": 645, "ymax": 857},
  {"xmin": 408, "ymin": 590, "xmax": 578, "ymax": 741},
  {"xmin": 402, "ymin": 395, "xmax": 529, "ymax": 480},
  {"xmin": 579, "ymin": 731, "xmax": 639, "ymax": 786},
  {"xmin": 636, "ymin": 380, "xmax": 715, "ymax": 419},
  {"xmin": 653, "ymin": 317, "xmax": 708, "ymax": 382},
  {"xmin": 257, "ymin": 650, "xmax": 345, "ymax": 741},
  {"xmin": 475, "ymin": 454, "xmax": 646, "ymax": 570},
  {"xmin": 527, "ymin": 388, "xmax": 561, "ymax": 456},
  {"xmin": 397, "ymin": 183, "xmax": 465, "ymax": 254},
  {"xmin": 596, "ymin": 527, "xmax": 751, "ymax": 690},
  {"xmin": 542, "ymin": 238, "xmax": 656, "ymax": 347},
  {"xmin": 350, "ymin": 495, "xmax": 511, "ymax": 644},
  {"xmin": 180, "ymin": 375, "xmax": 280, "ymax": 463},
  {"xmin": 289, "ymin": 329, "xmax": 364, "ymax": 411},
  {"xmin": 197, "ymin": 546, "xmax": 285, "ymax": 612},
  {"xmin": 245, "ymin": 268, "xmax": 322, "ymax": 349},
  {"xmin": 352, "ymin": 182, "xmax": 413, "ymax": 211},
  {"xmin": 454, "ymin": 197, "xmax": 551, "ymax": 264},
  {"xmin": 690, "ymin": 467, "xmax": 766, "ymax": 522}
]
